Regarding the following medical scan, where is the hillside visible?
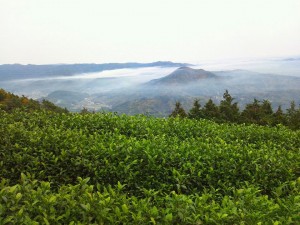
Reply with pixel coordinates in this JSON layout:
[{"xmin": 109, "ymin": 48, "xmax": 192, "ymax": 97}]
[
  {"xmin": 0, "ymin": 88, "xmax": 68, "ymax": 113},
  {"xmin": 111, "ymin": 95, "xmax": 195, "ymax": 116},
  {"xmin": 0, "ymin": 107, "xmax": 299, "ymax": 224}
]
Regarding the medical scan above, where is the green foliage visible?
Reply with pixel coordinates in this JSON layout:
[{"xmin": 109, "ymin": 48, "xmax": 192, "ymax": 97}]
[
  {"xmin": 0, "ymin": 109, "xmax": 300, "ymax": 223},
  {"xmin": 202, "ymin": 99, "xmax": 220, "ymax": 120},
  {"xmin": 188, "ymin": 99, "xmax": 203, "ymax": 119},
  {"xmin": 286, "ymin": 101, "xmax": 300, "ymax": 130},
  {"xmin": 41, "ymin": 99, "xmax": 68, "ymax": 113},
  {"xmin": 1, "ymin": 175, "xmax": 299, "ymax": 224},
  {"xmin": 169, "ymin": 101, "xmax": 187, "ymax": 118},
  {"xmin": 272, "ymin": 106, "xmax": 286, "ymax": 126},
  {"xmin": 219, "ymin": 90, "xmax": 240, "ymax": 122},
  {"xmin": 241, "ymin": 98, "xmax": 262, "ymax": 124},
  {"xmin": 173, "ymin": 90, "xmax": 300, "ymax": 130},
  {"xmin": 261, "ymin": 99, "xmax": 273, "ymax": 115},
  {"xmin": 0, "ymin": 89, "xmax": 68, "ymax": 113},
  {"xmin": 241, "ymin": 99, "xmax": 274, "ymax": 125}
]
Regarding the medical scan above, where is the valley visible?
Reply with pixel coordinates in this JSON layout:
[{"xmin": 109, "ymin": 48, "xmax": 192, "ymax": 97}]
[{"xmin": 1, "ymin": 59, "xmax": 300, "ymax": 116}]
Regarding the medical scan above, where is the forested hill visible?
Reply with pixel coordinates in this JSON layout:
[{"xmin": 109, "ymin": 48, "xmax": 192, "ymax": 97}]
[
  {"xmin": 0, "ymin": 89, "xmax": 68, "ymax": 113},
  {"xmin": 147, "ymin": 67, "xmax": 217, "ymax": 85}
]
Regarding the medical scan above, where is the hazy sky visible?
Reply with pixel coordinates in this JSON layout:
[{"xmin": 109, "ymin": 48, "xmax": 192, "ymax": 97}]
[{"xmin": 1, "ymin": 0, "xmax": 299, "ymax": 64}]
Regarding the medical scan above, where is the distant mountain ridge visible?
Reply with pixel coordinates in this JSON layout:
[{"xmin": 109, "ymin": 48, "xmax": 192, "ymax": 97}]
[
  {"xmin": 2, "ymin": 62, "xmax": 300, "ymax": 116},
  {"xmin": 0, "ymin": 61, "xmax": 191, "ymax": 81},
  {"xmin": 147, "ymin": 67, "xmax": 217, "ymax": 85}
]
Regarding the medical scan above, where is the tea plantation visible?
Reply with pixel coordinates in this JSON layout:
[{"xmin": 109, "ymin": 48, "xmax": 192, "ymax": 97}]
[{"xmin": 0, "ymin": 109, "xmax": 299, "ymax": 224}]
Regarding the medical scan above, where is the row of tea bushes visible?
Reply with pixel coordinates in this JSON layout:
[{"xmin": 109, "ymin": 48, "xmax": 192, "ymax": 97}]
[
  {"xmin": 1, "ymin": 174, "xmax": 299, "ymax": 224},
  {"xmin": 1, "ymin": 109, "xmax": 300, "ymax": 223}
]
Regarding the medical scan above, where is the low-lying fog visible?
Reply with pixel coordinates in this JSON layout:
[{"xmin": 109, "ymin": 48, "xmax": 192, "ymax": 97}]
[{"xmin": 0, "ymin": 67, "xmax": 177, "ymax": 98}]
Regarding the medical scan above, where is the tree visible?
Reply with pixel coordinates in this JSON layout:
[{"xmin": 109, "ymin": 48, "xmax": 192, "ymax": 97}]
[
  {"xmin": 272, "ymin": 106, "xmax": 286, "ymax": 126},
  {"xmin": 287, "ymin": 101, "xmax": 296, "ymax": 114},
  {"xmin": 261, "ymin": 100, "xmax": 273, "ymax": 115},
  {"xmin": 0, "ymin": 89, "xmax": 5, "ymax": 102},
  {"xmin": 241, "ymin": 98, "xmax": 261, "ymax": 124},
  {"xmin": 286, "ymin": 101, "xmax": 297, "ymax": 122},
  {"xmin": 255, "ymin": 100, "xmax": 273, "ymax": 125},
  {"xmin": 202, "ymin": 99, "xmax": 219, "ymax": 120},
  {"xmin": 188, "ymin": 99, "xmax": 203, "ymax": 119},
  {"xmin": 169, "ymin": 101, "xmax": 187, "ymax": 118},
  {"xmin": 219, "ymin": 90, "xmax": 240, "ymax": 122},
  {"xmin": 80, "ymin": 107, "xmax": 90, "ymax": 114},
  {"xmin": 286, "ymin": 101, "xmax": 300, "ymax": 130}
]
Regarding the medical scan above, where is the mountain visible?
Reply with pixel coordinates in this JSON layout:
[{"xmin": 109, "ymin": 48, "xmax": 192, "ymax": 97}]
[
  {"xmin": 147, "ymin": 67, "xmax": 217, "ymax": 85},
  {"xmin": 2, "ymin": 63, "xmax": 300, "ymax": 116},
  {"xmin": 0, "ymin": 61, "xmax": 191, "ymax": 81}
]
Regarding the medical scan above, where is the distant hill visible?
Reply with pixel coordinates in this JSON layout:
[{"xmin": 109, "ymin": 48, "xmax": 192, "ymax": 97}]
[
  {"xmin": 42, "ymin": 90, "xmax": 113, "ymax": 112},
  {"xmin": 111, "ymin": 95, "xmax": 195, "ymax": 116},
  {"xmin": 0, "ymin": 61, "xmax": 191, "ymax": 81},
  {"xmin": 46, "ymin": 90, "xmax": 89, "ymax": 103},
  {"xmin": 147, "ymin": 67, "xmax": 217, "ymax": 85}
]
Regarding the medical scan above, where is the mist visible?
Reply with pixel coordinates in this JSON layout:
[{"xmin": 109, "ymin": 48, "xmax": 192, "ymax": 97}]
[
  {"xmin": 0, "ymin": 66, "xmax": 176, "ymax": 98},
  {"xmin": 1, "ymin": 57, "xmax": 300, "ymax": 114}
]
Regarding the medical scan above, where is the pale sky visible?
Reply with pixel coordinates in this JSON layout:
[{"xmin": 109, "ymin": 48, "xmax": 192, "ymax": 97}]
[{"xmin": 0, "ymin": 0, "xmax": 299, "ymax": 64}]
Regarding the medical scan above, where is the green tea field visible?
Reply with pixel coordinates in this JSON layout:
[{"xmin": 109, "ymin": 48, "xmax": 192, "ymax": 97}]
[{"xmin": 0, "ymin": 109, "xmax": 299, "ymax": 224}]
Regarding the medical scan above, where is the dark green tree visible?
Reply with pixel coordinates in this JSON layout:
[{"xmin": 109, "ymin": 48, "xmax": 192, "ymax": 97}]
[
  {"xmin": 287, "ymin": 101, "xmax": 297, "ymax": 119},
  {"xmin": 261, "ymin": 100, "xmax": 273, "ymax": 115},
  {"xmin": 241, "ymin": 99, "xmax": 263, "ymax": 125},
  {"xmin": 260, "ymin": 100, "xmax": 273, "ymax": 125},
  {"xmin": 286, "ymin": 101, "xmax": 300, "ymax": 130},
  {"xmin": 188, "ymin": 99, "xmax": 203, "ymax": 119},
  {"xmin": 202, "ymin": 99, "xmax": 219, "ymax": 120},
  {"xmin": 170, "ymin": 101, "xmax": 187, "ymax": 118},
  {"xmin": 219, "ymin": 90, "xmax": 240, "ymax": 122},
  {"xmin": 0, "ymin": 90, "xmax": 5, "ymax": 102},
  {"xmin": 272, "ymin": 106, "xmax": 286, "ymax": 126}
]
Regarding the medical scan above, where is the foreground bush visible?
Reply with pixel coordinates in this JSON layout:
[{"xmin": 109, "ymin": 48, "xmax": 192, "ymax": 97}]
[
  {"xmin": 0, "ymin": 109, "xmax": 299, "ymax": 223},
  {"xmin": 1, "ymin": 175, "xmax": 299, "ymax": 224}
]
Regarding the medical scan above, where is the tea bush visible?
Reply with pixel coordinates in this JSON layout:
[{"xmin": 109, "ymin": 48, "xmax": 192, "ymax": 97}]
[{"xmin": 0, "ymin": 109, "xmax": 299, "ymax": 224}]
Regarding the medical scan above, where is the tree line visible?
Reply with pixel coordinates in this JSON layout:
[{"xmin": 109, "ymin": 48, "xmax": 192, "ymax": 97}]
[{"xmin": 170, "ymin": 90, "xmax": 300, "ymax": 130}]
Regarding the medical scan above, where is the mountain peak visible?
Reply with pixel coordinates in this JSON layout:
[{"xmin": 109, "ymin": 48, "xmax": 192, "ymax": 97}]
[
  {"xmin": 148, "ymin": 67, "xmax": 217, "ymax": 85},
  {"xmin": 178, "ymin": 66, "xmax": 191, "ymax": 69}
]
